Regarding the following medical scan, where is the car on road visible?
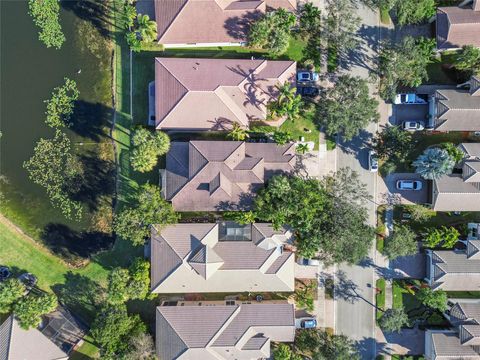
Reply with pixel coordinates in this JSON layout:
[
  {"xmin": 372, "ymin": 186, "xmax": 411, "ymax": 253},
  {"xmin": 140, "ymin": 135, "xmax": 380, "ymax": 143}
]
[
  {"xmin": 402, "ymin": 121, "xmax": 425, "ymax": 131},
  {"xmin": 394, "ymin": 93, "xmax": 427, "ymax": 105},
  {"xmin": 297, "ymin": 257, "xmax": 320, "ymax": 266},
  {"xmin": 396, "ymin": 180, "xmax": 422, "ymax": 191},
  {"xmin": 368, "ymin": 150, "xmax": 378, "ymax": 172},
  {"xmin": 297, "ymin": 71, "xmax": 319, "ymax": 82},
  {"xmin": 297, "ymin": 86, "xmax": 319, "ymax": 97}
]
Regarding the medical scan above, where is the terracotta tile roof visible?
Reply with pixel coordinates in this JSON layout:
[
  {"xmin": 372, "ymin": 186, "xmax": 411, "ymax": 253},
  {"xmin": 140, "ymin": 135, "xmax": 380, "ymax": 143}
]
[
  {"xmin": 436, "ymin": 6, "xmax": 480, "ymax": 50},
  {"xmin": 164, "ymin": 141, "xmax": 295, "ymax": 211},
  {"xmin": 155, "ymin": 58, "xmax": 296, "ymax": 131},
  {"xmin": 154, "ymin": 0, "xmax": 296, "ymax": 46}
]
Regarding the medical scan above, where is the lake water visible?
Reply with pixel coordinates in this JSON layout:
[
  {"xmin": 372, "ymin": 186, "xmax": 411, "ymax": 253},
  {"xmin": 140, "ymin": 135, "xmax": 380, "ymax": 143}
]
[{"xmin": 0, "ymin": 0, "xmax": 114, "ymax": 252}]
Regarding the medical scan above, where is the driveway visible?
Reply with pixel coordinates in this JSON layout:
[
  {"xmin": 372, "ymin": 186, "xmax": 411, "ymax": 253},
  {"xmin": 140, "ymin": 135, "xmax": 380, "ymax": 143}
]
[
  {"xmin": 377, "ymin": 328, "xmax": 425, "ymax": 356},
  {"xmin": 382, "ymin": 173, "xmax": 429, "ymax": 205},
  {"xmin": 393, "ymin": 104, "xmax": 429, "ymax": 126},
  {"xmin": 390, "ymin": 253, "xmax": 426, "ymax": 280}
]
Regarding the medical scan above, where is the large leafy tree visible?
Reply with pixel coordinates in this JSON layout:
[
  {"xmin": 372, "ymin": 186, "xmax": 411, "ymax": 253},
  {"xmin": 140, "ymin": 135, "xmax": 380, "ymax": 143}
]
[
  {"xmin": 248, "ymin": 9, "xmax": 296, "ymax": 55},
  {"xmin": 91, "ymin": 305, "xmax": 148, "ymax": 358},
  {"xmin": 417, "ymin": 287, "xmax": 448, "ymax": 312},
  {"xmin": 23, "ymin": 130, "xmax": 83, "ymax": 220},
  {"xmin": 273, "ymin": 343, "xmax": 302, "ymax": 360},
  {"xmin": 28, "ymin": 0, "xmax": 65, "ymax": 49},
  {"xmin": 374, "ymin": 125, "xmax": 415, "ymax": 164},
  {"xmin": 378, "ymin": 36, "xmax": 435, "ymax": 101},
  {"xmin": 383, "ymin": 225, "xmax": 417, "ymax": 260},
  {"xmin": 0, "ymin": 279, "xmax": 26, "ymax": 314},
  {"xmin": 413, "ymin": 148, "xmax": 455, "ymax": 180},
  {"xmin": 454, "ymin": 45, "xmax": 480, "ymax": 75},
  {"xmin": 379, "ymin": 308, "xmax": 409, "ymax": 333},
  {"xmin": 317, "ymin": 75, "xmax": 379, "ymax": 141},
  {"xmin": 14, "ymin": 293, "xmax": 58, "ymax": 330},
  {"xmin": 295, "ymin": 329, "xmax": 361, "ymax": 360},
  {"xmin": 299, "ymin": 3, "xmax": 321, "ymax": 36},
  {"xmin": 130, "ymin": 128, "xmax": 170, "ymax": 173},
  {"xmin": 395, "ymin": 0, "xmax": 436, "ymax": 26},
  {"xmin": 106, "ymin": 259, "xmax": 151, "ymax": 305},
  {"xmin": 322, "ymin": 0, "xmax": 361, "ymax": 57},
  {"xmin": 45, "ymin": 78, "xmax": 79, "ymax": 128},
  {"xmin": 113, "ymin": 183, "xmax": 178, "ymax": 245}
]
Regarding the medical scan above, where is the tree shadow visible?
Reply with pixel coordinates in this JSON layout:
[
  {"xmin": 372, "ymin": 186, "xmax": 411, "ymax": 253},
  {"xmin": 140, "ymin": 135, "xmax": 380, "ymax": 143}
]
[
  {"xmin": 41, "ymin": 223, "xmax": 114, "ymax": 264},
  {"xmin": 68, "ymin": 151, "xmax": 115, "ymax": 212},
  {"xmin": 52, "ymin": 271, "xmax": 105, "ymax": 324},
  {"xmin": 70, "ymin": 100, "xmax": 114, "ymax": 142},
  {"xmin": 224, "ymin": 11, "xmax": 262, "ymax": 41},
  {"xmin": 60, "ymin": 0, "xmax": 117, "ymax": 40}
]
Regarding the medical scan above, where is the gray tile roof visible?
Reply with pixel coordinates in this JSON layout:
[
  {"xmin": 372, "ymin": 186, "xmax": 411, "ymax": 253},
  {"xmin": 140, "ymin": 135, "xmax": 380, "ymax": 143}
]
[
  {"xmin": 449, "ymin": 302, "xmax": 480, "ymax": 325},
  {"xmin": 150, "ymin": 223, "xmax": 294, "ymax": 293},
  {"xmin": 433, "ymin": 89, "xmax": 480, "ymax": 131},
  {"xmin": 429, "ymin": 331, "xmax": 480, "ymax": 359},
  {"xmin": 436, "ymin": 6, "xmax": 480, "ymax": 50},
  {"xmin": 156, "ymin": 303, "xmax": 294, "ymax": 360},
  {"xmin": 165, "ymin": 141, "xmax": 295, "ymax": 211}
]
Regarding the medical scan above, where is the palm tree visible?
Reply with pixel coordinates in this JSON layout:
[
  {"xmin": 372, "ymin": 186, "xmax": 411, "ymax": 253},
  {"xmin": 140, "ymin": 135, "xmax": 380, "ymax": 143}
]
[
  {"xmin": 123, "ymin": 3, "xmax": 137, "ymax": 30},
  {"xmin": 136, "ymin": 14, "xmax": 157, "ymax": 43},
  {"xmin": 413, "ymin": 147, "xmax": 455, "ymax": 180},
  {"xmin": 296, "ymin": 143, "xmax": 309, "ymax": 154},
  {"xmin": 227, "ymin": 123, "xmax": 248, "ymax": 141},
  {"xmin": 276, "ymin": 81, "xmax": 296, "ymax": 105}
]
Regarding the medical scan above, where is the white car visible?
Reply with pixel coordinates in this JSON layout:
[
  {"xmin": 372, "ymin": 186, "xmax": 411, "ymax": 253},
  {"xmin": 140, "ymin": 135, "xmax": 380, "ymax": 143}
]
[
  {"xmin": 396, "ymin": 180, "xmax": 422, "ymax": 191},
  {"xmin": 297, "ymin": 257, "xmax": 320, "ymax": 266},
  {"xmin": 369, "ymin": 150, "xmax": 378, "ymax": 172},
  {"xmin": 402, "ymin": 121, "xmax": 425, "ymax": 131},
  {"xmin": 297, "ymin": 71, "xmax": 319, "ymax": 82},
  {"xmin": 394, "ymin": 93, "xmax": 427, "ymax": 105}
]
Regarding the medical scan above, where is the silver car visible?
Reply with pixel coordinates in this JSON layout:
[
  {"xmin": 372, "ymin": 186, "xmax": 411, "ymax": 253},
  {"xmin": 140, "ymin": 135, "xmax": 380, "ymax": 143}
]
[
  {"xmin": 369, "ymin": 150, "xmax": 378, "ymax": 172},
  {"xmin": 396, "ymin": 180, "xmax": 422, "ymax": 191},
  {"xmin": 402, "ymin": 121, "xmax": 425, "ymax": 131}
]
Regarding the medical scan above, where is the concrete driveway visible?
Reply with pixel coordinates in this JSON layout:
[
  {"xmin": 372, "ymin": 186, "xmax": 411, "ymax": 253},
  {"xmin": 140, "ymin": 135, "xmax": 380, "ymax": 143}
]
[
  {"xmin": 377, "ymin": 328, "xmax": 425, "ymax": 356},
  {"xmin": 393, "ymin": 104, "xmax": 429, "ymax": 126},
  {"xmin": 390, "ymin": 252, "xmax": 426, "ymax": 280},
  {"xmin": 382, "ymin": 173, "xmax": 429, "ymax": 205}
]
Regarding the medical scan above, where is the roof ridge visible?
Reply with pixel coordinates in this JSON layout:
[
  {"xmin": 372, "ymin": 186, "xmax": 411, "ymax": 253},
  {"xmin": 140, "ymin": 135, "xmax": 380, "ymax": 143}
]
[
  {"xmin": 206, "ymin": 305, "xmax": 242, "ymax": 347},
  {"xmin": 157, "ymin": 0, "xmax": 190, "ymax": 42}
]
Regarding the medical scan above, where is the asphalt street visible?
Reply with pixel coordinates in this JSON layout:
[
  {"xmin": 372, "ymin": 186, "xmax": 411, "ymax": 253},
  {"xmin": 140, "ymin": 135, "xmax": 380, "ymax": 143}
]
[{"xmin": 334, "ymin": 3, "xmax": 381, "ymax": 359}]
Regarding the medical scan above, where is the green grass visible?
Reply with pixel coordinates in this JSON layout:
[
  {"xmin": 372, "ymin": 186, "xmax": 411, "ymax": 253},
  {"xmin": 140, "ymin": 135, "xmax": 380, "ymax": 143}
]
[
  {"xmin": 283, "ymin": 37, "xmax": 307, "ymax": 63},
  {"xmin": 69, "ymin": 335, "xmax": 98, "ymax": 359},
  {"xmin": 376, "ymin": 278, "xmax": 386, "ymax": 322},
  {"xmin": 392, "ymin": 280, "xmax": 404, "ymax": 310},
  {"xmin": 326, "ymin": 138, "xmax": 336, "ymax": 151},
  {"xmin": 380, "ymin": 6, "xmax": 391, "ymax": 24},
  {"xmin": 446, "ymin": 291, "xmax": 480, "ymax": 298},
  {"xmin": 426, "ymin": 51, "xmax": 460, "ymax": 85},
  {"xmin": 279, "ymin": 106, "xmax": 320, "ymax": 149}
]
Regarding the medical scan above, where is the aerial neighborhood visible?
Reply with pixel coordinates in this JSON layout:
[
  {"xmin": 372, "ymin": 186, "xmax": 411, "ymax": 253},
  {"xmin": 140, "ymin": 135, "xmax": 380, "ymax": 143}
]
[{"xmin": 2, "ymin": 0, "xmax": 480, "ymax": 359}]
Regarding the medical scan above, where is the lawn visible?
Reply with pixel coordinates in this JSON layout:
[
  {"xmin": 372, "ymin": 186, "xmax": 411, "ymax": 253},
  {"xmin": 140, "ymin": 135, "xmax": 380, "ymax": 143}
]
[
  {"xmin": 376, "ymin": 278, "xmax": 386, "ymax": 322},
  {"xmin": 376, "ymin": 205, "xmax": 387, "ymax": 253},
  {"xmin": 380, "ymin": 6, "xmax": 391, "ymax": 25},
  {"xmin": 426, "ymin": 51, "xmax": 462, "ymax": 85},
  {"xmin": 446, "ymin": 291, "xmax": 480, "ymax": 298},
  {"xmin": 279, "ymin": 105, "xmax": 320, "ymax": 149}
]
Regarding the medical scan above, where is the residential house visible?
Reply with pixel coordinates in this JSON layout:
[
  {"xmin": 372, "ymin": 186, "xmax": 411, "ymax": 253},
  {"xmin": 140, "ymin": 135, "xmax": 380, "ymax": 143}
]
[
  {"xmin": 425, "ymin": 238, "xmax": 480, "ymax": 291},
  {"xmin": 162, "ymin": 140, "xmax": 296, "ymax": 211},
  {"xmin": 150, "ymin": 222, "xmax": 295, "ymax": 293},
  {"xmin": 431, "ymin": 143, "xmax": 480, "ymax": 212},
  {"xmin": 155, "ymin": 302, "xmax": 295, "ymax": 360},
  {"xmin": 154, "ymin": 0, "xmax": 296, "ymax": 48},
  {"xmin": 436, "ymin": 0, "xmax": 480, "ymax": 51},
  {"xmin": 425, "ymin": 300, "xmax": 480, "ymax": 359},
  {"xmin": 153, "ymin": 58, "xmax": 296, "ymax": 131},
  {"xmin": 0, "ymin": 307, "xmax": 86, "ymax": 360},
  {"xmin": 428, "ymin": 76, "xmax": 480, "ymax": 132}
]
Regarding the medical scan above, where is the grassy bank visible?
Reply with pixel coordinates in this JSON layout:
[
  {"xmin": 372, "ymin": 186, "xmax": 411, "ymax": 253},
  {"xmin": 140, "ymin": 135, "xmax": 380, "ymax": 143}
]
[{"xmin": 376, "ymin": 278, "xmax": 386, "ymax": 322}]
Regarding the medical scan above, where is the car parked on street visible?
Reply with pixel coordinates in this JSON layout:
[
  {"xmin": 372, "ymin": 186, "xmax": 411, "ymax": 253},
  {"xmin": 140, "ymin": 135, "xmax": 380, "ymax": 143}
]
[
  {"xmin": 297, "ymin": 86, "xmax": 319, "ymax": 97},
  {"xmin": 394, "ymin": 93, "xmax": 427, "ymax": 105},
  {"xmin": 402, "ymin": 121, "xmax": 425, "ymax": 131},
  {"xmin": 396, "ymin": 180, "xmax": 422, "ymax": 191},
  {"xmin": 297, "ymin": 257, "xmax": 320, "ymax": 266},
  {"xmin": 369, "ymin": 150, "xmax": 378, "ymax": 172},
  {"xmin": 297, "ymin": 71, "xmax": 319, "ymax": 82}
]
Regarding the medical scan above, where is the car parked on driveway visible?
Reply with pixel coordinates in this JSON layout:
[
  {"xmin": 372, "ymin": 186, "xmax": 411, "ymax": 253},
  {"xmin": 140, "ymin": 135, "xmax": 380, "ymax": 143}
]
[
  {"xmin": 402, "ymin": 121, "xmax": 425, "ymax": 131},
  {"xmin": 369, "ymin": 150, "xmax": 378, "ymax": 172},
  {"xmin": 297, "ymin": 257, "xmax": 320, "ymax": 266},
  {"xmin": 297, "ymin": 71, "xmax": 319, "ymax": 82},
  {"xmin": 295, "ymin": 318, "xmax": 318, "ymax": 329},
  {"xmin": 394, "ymin": 93, "xmax": 427, "ymax": 105},
  {"xmin": 297, "ymin": 86, "xmax": 319, "ymax": 97},
  {"xmin": 396, "ymin": 180, "xmax": 422, "ymax": 191}
]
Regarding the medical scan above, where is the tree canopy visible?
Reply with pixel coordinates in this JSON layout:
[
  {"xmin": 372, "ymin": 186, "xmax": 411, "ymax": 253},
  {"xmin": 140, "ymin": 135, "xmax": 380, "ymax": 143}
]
[
  {"xmin": 395, "ymin": 0, "xmax": 436, "ymax": 26},
  {"xmin": 413, "ymin": 147, "xmax": 455, "ymax": 180},
  {"xmin": 45, "ymin": 78, "xmax": 79, "ymax": 128},
  {"xmin": 273, "ymin": 343, "xmax": 302, "ymax": 360},
  {"xmin": 23, "ymin": 130, "xmax": 83, "ymax": 220},
  {"xmin": 379, "ymin": 308, "xmax": 409, "ymax": 333},
  {"xmin": 378, "ymin": 36, "xmax": 435, "ymax": 101},
  {"xmin": 317, "ymin": 75, "xmax": 379, "ymax": 141},
  {"xmin": 417, "ymin": 287, "xmax": 448, "ymax": 312},
  {"xmin": 113, "ymin": 183, "xmax": 179, "ymax": 246},
  {"xmin": 295, "ymin": 329, "xmax": 361, "ymax": 360},
  {"xmin": 454, "ymin": 45, "xmax": 480, "ymax": 75},
  {"xmin": 28, "ymin": 0, "xmax": 65, "ymax": 49},
  {"xmin": 130, "ymin": 128, "xmax": 170, "ymax": 173},
  {"xmin": 14, "ymin": 293, "xmax": 58, "ymax": 330},
  {"xmin": 269, "ymin": 82, "xmax": 302, "ymax": 121},
  {"xmin": 383, "ymin": 225, "xmax": 417, "ymax": 260},
  {"xmin": 248, "ymin": 9, "xmax": 296, "ymax": 55},
  {"xmin": 0, "ymin": 279, "xmax": 26, "ymax": 314},
  {"xmin": 253, "ymin": 169, "xmax": 374, "ymax": 264}
]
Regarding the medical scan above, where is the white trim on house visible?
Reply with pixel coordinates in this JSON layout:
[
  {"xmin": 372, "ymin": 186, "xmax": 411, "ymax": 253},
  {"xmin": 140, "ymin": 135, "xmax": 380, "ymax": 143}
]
[{"xmin": 162, "ymin": 42, "xmax": 247, "ymax": 49}]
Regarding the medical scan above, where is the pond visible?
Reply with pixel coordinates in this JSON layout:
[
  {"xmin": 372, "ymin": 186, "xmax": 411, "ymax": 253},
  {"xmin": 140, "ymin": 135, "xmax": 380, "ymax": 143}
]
[{"xmin": 0, "ymin": 0, "xmax": 115, "ymax": 263}]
